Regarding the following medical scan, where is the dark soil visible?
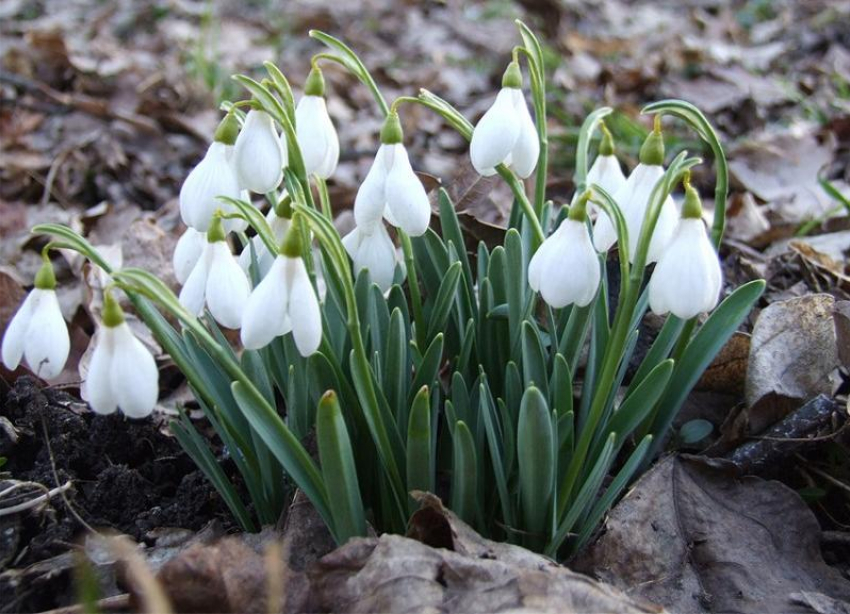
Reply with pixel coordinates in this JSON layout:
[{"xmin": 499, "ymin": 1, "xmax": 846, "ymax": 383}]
[{"xmin": 0, "ymin": 376, "xmax": 232, "ymax": 613}]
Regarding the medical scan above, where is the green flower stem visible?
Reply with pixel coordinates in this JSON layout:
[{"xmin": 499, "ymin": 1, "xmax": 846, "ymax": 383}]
[
  {"xmin": 399, "ymin": 230, "xmax": 426, "ymax": 350},
  {"xmin": 316, "ymin": 176, "xmax": 332, "ymax": 219},
  {"xmin": 497, "ymin": 166, "xmax": 546, "ymax": 249},
  {"xmin": 515, "ymin": 46, "xmax": 548, "ymax": 218}
]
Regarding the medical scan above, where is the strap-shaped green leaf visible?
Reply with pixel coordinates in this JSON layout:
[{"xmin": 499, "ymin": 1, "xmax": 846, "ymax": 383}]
[
  {"xmin": 406, "ymin": 386, "xmax": 433, "ymax": 510},
  {"xmin": 231, "ymin": 381, "xmax": 332, "ymax": 528},
  {"xmin": 479, "ymin": 381, "xmax": 515, "ymax": 530},
  {"xmin": 518, "ymin": 386, "xmax": 555, "ymax": 544},
  {"xmin": 408, "ymin": 333, "xmax": 444, "ymax": 408},
  {"xmin": 551, "ymin": 354, "xmax": 573, "ymax": 418},
  {"xmin": 426, "ymin": 261, "xmax": 461, "ymax": 341},
  {"xmin": 647, "ymin": 279, "xmax": 765, "ymax": 456},
  {"xmin": 521, "ymin": 320, "xmax": 549, "ymax": 399},
  {"xmin": 384, "ymin": 308, "xmax": 409, "ymax": 424},
  {"xmin": 450, "ymin": 420, "xmax": 478, "ymax": 526},
  {"xmin": 317, "ymin": 391, "xmax": 366, "ymax": 544}
]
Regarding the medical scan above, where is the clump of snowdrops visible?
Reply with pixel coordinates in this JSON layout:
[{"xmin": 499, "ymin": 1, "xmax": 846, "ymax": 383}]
[{"xmin": 3, "ymin": 23, "xmax": 764, "ymax": 557}]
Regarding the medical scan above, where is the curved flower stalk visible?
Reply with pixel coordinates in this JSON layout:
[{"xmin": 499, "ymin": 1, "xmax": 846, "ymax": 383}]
[
  {"xmin": 1, "ymin": 254, "xmax": 69, "ymax": 379},
  {"xmin": 649, "ymin": 176, "xmax": 722, "ymax": 319},
  {"xmin": 296, "ymin": 65, "xmax": 340, "ymax": 179},
  {"xmin": 593, "ymin": 119, "xmax": 678, "ymax": 263},
  {"xmin": 84, "ymin": 291, "xmax": 159, "ymax": 418},
  {"xmin": 469, "ymin": 60, "xmax": 539, "ymax": 178},
  {"xmin": 342, "ymin": 219, "xmax": 397, "ymax": 291},
  {"xmin": 233, "ymin": 109, "xmax": 287, "ymax": 193},
  {"xmin": 178, "ymin": 217, "xmax": 251, "ymax": 329},
  {"xmin": 352, "ymin": 111, "xmax": 431, "ymax": 236},
  {"xmin": 528, "ymin": 192, "xmax": 600, "ymax": 308},
  {"xmin": 586, "ymin": 123, "xmax": 626, "ymax": 216},
  {"xmin": 180, "ymin": 114, "xmax": 244, "ymax": 232},
  {"xmin": 241, "ymin": 215, "xmax": 322, "ymax": 356}
]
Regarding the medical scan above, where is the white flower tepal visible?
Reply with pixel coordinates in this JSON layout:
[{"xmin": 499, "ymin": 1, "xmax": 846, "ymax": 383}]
[
  {"xmin": 238, "ymin": 207, "xmax": 291, "ymax": 279},
  {"xmin": 173, "ymin": 227, "xmax": 206, "ymax": 285},
  {"xmin": 2, "ymin": 286, "xmax": 69, "ymax": 380},
  {"xmin": 529, "ymin": 197, "xmax": 600, "ymax": 308},
  {"xmin": 342, "ymin": 220, "xmax": 397, "ymax": 292},
  {"xmin": 179, "ymin": 219, "xmax": 251, "ymax": 329},
  {"xmin": 649, "ymin": 182, "xmax": 722, "ymax": 320},
  {"xmin": 85, "ymin": 293, "xmax": 158, "ymax": 418},
  {"xmin": 179, "ymin": 142, "xmax": 242, "ymax": 232},
  {"xmin": 296, "ymin": 66, "xmax": 339, "ymax": 179},
  {"xmin": 470, "ymin": 61, "xmax": 539, "ymax": 178},
  {"xmin": 233, "ymin": 109, "xmax": 286, "ymax": 193}
]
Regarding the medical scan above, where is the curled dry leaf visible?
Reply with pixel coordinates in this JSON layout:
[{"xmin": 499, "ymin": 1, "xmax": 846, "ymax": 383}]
[
  {"xmin": 309, "ymin": 493, "xmax": 663, "ymax": 614},
  {"xmin": 745, "ymin": 294, "xmax": 840, "ymax": 434},
  {"xmin": 576, "ymin": 456, "xmax": 850, "ymax": 614}
]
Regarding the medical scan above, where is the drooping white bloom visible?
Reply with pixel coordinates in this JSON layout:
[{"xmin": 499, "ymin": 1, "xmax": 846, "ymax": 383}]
[
  {"xmin": 232, "ymin": 110, "xmax": 286, "ymax": 194},
  {"xmin": 353, "ymin": 143, "xmax": 431, "ymax": 236},
  {"xmin": 649, "ymin": 184, "xmax": 723, "ymax": 320},
  {"xmin": 593, "ymin": 127, "xmax": 677, "ymax": 264},
  {"xmin": 296, "ymin": 95, "xmax": 339, "ymax": 179},
  {"xmin": 173, "ymin": 227, "xmax": 206, "ymax": 285},
  {"xmin": 179, "ymin": 142, "xmax": 242, "ymax": 232},
  {"xmin": 529, "ymin": 217, "xmax": 600, "ymax": 308},
  {"xmin": 179, "ymin": 233, "xmax": 251, "ymax": 329},
  {"xmin": 2, "ymin": 288, "xmax": 69, "ymax": 379},
  {"xmin": 241, "ymin": 255, "xmax": 322, "ymax": 356},
  {"xmin": 238, "ymin": 209, "xmax": 291, "ymax": 279},
  {"xmin": 342, "ymin": 221, "xmax": 397, "ymax": 292},
  {"xmin": 469, "ymin": 63, "xmax": 539, "ymax": 178},
  {"xmin": 85, "ymin": 319, "xmax": 159, "ymax": 418},
  {"xmin": 592, "ymin": 163, "xmax": 678, "ymax": 264}
]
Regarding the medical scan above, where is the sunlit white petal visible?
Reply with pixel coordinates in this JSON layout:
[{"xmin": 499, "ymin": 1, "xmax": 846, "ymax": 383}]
[
  {"xmin": 174, "ymin": 227, "xmax": 206, "ymax": 285},
  {"xmin": 536, "ymin": 220, "xmax": 600, "ymax": 308},
  {"xmin": 509, "ymin": 89, "xmax": 539, "ymax": 179},
  {"xmin": 286, "ymin": 258, "xmax": 322, "ymax": 356},
  {"xmin": 179, "ymin": 143, "xmax": 241, "ymax": 232},
  {"xmin": 179, "ymin": 244, "xmax": 212, "ymax": 316},
  {"xmin": 384, "ymin": 144, "xmax": 431, "ymax": 237},
  {"xmin": 241, "ymin": 256, "xmax": 291, "ymax": 350},
  {"xmin": 354, "ymin": 145, "xmax": 390, "ymax": 225},
  {"xmin": 296, "ymin": 96, "xmax": 340, "ymax": 179},
  {"xmin": 233, "ymin": 110, "xmax": 285, "ymax": 194},
  {"xmin": 470, "ymin": 88, "xmax": 521, "ymax": 176},
  {"xmin": 205, "ymin": 242, "xmax": 250, "ymax": 329},
  {"xmin": 110, "ymin": 323, "xmax": 159, "ymax": 418},
  {"xmin": 1, "ymin": 290, "xmax": 36, "ymax": 371},
  {"xmin": 86, "ymin": 328, "xmax": 118, "ymax": 415}
]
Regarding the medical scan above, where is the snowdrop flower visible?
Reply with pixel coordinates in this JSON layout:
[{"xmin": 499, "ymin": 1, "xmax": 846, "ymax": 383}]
[
  {"xmin": 649, "ymin": 178, "xmax": 722, "ymax": 320},
  {"xmin": 241, "ymin": 215, "xmax": 322, "ymax": 356},
  {"xmin": 85, "ymin": 292, "xmax": 158, "ymax": 418},
  {"xmin": 342, "ymin": 220, "xmax": 397, "ymax": 292},
  {"xmin": 232, "ymin": 109, "xmax": 286, "ymax": 194},
  {"xmin": 179, "ymin": 113, "xmax": 243, "ymax": 232},
  {"xmin": 586, "ymin": 123, "xmax": 626, "ymax": 212},
  {"xmin": 296, "ymin": 66, "xmax": 339, "ymax": 179},
  {"xmin": 469, "ymin": 61, "xmax": 539, "ymax": 178},
  {"xmin": 352, "ymin": 111, "xmax": 431, "ymax": 236},
  {"xmin": 528, "ymin": 193, "xmax": 600, "ymax": 308},
  {"xmin": 593, "ymin": 122, "xmax": 677, "ymax": 263},
  {"xmin": 2, "ymin": 256, "xmax": 69, "ymax": 379},
  {"xmin": 179, "ymin": 217, "xmax": 251, "ymax": 329},
  {"xmin": 239, "ymin": 205, "xmax": 291, "ymax": 279}
]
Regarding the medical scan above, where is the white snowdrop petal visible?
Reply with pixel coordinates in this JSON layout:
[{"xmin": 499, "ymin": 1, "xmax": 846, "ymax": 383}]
[
  {"xmin": 179, "ymin": 143, "xmax": 241, "ymax": 232},
  {"xmin": 384, "ymin": 145, "xmax": 431, "ymax": 237},
  {"xmin": 352, "ymin": 223, "xmax": 397, "ymax": 291},
  {"xmin": 241, "ymin": 256, "xmax": 291, "ymax": 350},
  {"xmin": 528, "ymin": 228, "xmax": 561, "ymax": 292},
  {"xmin": 205, "ymin": 243, "xmax": 250, "ymax": 329},
  {"xmin": 86, "ymin": 329, "xmax": 118, "ymax": 415},
  {"xmin": 470, "ymin": 88, "xmax": 521, "ymax": 175},
  {"xmin": 354, "ymin": 145, "xmax": 390, "ymax": 226},
  {"xmin": 286, "ymin": 259, "xmax": 323, "ymax": 356},
  {"xmin": 110, "ymin": 323, "xmax": 159, "ymax": 418},
  {"xmin": 644, "ymin": 195, "xmax": 678, "ymax": 264},
  {"xmin": 297, "ymin": 96, "xmax": 339, "ymax": 179},
  {"xmin": 539, "ymin": 221, "xmax": 600, "ymax": 308},
  {"xmin": 649, "ymin": 219, "xmax": 722, "ymax": 319},
  {"xmin": 1, "ymin": 290, "xmax": 35, "ymax": 371},
  {"xmin": 341, "ymin": 226, "xmax": 363, "ymax": 259},
  {"xmin": 24, "ymin": 289, "xmax": 69, "ymax": 379},
  {"xmin": 173, "ymin": 228, "xmax": 206, "ymax": 285},
  {"xmin": 233, "ymin": 110, "xmax": 285, "ymax": 194},
  {"xmin": 592, "ymin": 209, "xmax": 619, "ymax": 253},
  {"xmin": 617, "ymin": 164, "xmax": 664, "ymax": 263},
  {"xmin": 509, "ymin": 90, "xmax": 540, "ymax": 179},
  {"xmin": 179, "ymin": 244, "xmax": 212, "ymax": 316}
]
